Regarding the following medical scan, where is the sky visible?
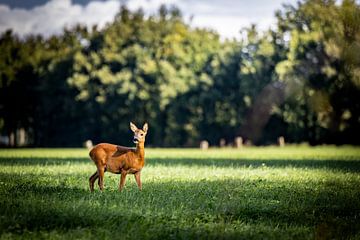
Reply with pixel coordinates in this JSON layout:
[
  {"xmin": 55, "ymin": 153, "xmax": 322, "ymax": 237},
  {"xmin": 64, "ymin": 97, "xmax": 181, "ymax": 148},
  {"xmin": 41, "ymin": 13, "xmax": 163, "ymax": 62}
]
[{"xmin": 0, "ymin": 0, "xmax": 299, "ymax": 39}]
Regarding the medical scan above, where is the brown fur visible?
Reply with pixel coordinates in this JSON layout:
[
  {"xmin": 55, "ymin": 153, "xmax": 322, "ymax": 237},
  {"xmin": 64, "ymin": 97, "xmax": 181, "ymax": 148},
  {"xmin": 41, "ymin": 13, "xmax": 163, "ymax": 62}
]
[{"xmin": 88, "ymin": 122, "xmax": 148, "ymax": 192}]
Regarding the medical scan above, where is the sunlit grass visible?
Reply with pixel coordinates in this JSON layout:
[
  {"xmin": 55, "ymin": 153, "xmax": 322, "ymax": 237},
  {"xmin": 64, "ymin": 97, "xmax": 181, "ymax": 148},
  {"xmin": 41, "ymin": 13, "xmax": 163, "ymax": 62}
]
[{"xmin": 0, "ymin": 146, "xmax": 360, "ymax": 239}]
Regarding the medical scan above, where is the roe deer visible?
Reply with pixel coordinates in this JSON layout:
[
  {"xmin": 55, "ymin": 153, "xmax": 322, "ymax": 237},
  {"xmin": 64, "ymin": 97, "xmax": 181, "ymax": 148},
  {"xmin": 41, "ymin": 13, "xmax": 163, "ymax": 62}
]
[{"xmin": 89, "ymin": 122, "xmax": 148, "ymax": 192}]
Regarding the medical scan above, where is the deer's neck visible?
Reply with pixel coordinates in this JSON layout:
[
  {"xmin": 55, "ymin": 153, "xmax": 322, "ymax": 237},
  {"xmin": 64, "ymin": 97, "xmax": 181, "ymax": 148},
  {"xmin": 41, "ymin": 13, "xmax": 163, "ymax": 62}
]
[{"xmin": 136, "ymin": 142, "xmax": 145, "ymax": 162}]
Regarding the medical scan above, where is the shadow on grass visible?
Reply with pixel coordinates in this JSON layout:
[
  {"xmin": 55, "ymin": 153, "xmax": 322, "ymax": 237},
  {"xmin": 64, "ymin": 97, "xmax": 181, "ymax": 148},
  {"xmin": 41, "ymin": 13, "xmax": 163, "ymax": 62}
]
[
  {"xmin": 0, "ymin": 172, "xmax": 359, "ymax": 239},
  {"xmin": 149, "ymin": 158, "xmax": 360, "ymax": 172},
  {"xmin": 0, "ymin": 157, "xmax": 89, "ymax": 165},
  {"xmin": 1, "ymin": 156, "xmax": 360, "ymax": 172}
]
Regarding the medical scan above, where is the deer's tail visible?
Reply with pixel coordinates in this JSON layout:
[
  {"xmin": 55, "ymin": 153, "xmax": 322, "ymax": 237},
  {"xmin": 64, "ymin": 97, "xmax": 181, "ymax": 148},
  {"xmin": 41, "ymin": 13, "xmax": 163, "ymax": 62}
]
[{"xmin": 89, "ymin": 147, "xmax": 95, "ymax": 161}]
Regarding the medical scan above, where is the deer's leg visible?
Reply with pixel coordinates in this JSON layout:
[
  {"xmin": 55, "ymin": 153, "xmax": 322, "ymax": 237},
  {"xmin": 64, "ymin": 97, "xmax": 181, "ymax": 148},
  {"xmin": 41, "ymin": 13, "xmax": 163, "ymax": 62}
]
[
  {"xmin": 119, "ymin": 170, "xmax": 128, "ymax": 191},
  {"xmin": 89, "ymin": 171, "xmax": 98, "ymax": 192},
  {"xmin": 97, "ymin": 165, "xmax": 105, "ymax": 191},
  {"xmin": 134, "ymin": 171, "xmax": 142, "ymax": 191}
]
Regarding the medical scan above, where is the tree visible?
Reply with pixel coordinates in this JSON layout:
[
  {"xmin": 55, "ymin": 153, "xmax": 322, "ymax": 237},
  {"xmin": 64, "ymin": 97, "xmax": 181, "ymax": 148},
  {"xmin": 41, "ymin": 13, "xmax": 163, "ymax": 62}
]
[{"xmin": 275, "ymin": 0, "xmax": 360, "ymax": 144}]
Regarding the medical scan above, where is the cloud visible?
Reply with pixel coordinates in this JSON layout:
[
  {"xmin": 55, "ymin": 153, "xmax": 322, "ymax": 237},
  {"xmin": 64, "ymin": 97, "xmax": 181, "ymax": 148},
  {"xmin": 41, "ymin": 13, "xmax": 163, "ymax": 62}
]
[
  {"xmin": 0, "ymin": 0, "xmax": 121, "ymax": 37},
  {"xmin": 127, "ymin": 0, "xmax": 179, "ymax": 12},
  {"xmin": 0, "ymin": 0, "xmax": 297, "ymax": 39},
  {"xmin": 126, "ymin": 0, "xmax": 297, "ymax": 39}
]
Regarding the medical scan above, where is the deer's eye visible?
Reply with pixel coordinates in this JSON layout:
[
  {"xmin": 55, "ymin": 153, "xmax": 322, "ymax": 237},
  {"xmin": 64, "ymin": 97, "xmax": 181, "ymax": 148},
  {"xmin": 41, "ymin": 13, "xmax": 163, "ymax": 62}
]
[{"xmin": 140, "ymin": 133, "xmax": 144, "ymax": 136}]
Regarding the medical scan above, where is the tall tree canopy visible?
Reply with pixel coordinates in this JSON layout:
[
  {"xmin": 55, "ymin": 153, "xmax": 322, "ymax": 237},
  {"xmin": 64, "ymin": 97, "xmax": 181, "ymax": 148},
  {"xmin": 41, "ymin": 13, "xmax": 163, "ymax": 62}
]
[{"xmin": 0, "ymin": 1, "xmax": 359, "ymax": 147}]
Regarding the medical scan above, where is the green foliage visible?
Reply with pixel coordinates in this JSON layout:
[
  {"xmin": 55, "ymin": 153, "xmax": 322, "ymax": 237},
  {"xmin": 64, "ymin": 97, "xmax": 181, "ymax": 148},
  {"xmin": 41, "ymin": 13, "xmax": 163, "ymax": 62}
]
[
  {"xmin": 275, "ymin": 0, "xmax": 360, "ymax": 144},
  {"xmin": 0, "ymin": 2, "xmax": 359, "ymax": 146},
  {"xmin": 64, "ymin": 6, "xmax": 221, "ymax": 146},
  {"xmin": 0, "ymin": 147, "xmax": 360, "ymax": 239}
]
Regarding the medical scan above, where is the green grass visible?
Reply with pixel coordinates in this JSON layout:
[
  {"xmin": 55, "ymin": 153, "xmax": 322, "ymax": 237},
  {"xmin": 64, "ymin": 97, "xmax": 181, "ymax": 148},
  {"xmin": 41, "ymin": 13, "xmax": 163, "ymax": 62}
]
[{"xmin": 0, "ymin": 146, "xmax": 360, "ymax": 239}]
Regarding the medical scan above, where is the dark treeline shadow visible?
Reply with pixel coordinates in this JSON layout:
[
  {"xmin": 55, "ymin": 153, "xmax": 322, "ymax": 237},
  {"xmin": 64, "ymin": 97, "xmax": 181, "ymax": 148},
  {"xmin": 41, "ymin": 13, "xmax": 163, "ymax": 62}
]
[
  {"xmin": 0, "ymin": 157, "xmax": 89, "ymax": 165},
  {"xmin": 148, "ymin": 158, "xmax": 360, "ymax": 173},
  {"xmin": 0, "ymin": 156, "xmax": 360, "ymax": 172}
]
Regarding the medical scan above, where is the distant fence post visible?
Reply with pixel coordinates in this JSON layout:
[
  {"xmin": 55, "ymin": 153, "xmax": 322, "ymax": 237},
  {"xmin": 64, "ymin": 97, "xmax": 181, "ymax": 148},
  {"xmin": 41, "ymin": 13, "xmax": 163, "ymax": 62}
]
[
  {"xmin": 219, "ymin": 138, "xmax": 226, "ymax": 148},
  {"xmin": 200, "ymin": 140, "xmax": 209, "ymax": 150},
  {"xmin": 278, "ymin": 136, "xmax": 285, "ymax": 147},
  {"xmin": 234, "ymin": 136, "xmax": 243, "ymax": 148},
  {"xmin": 84, "ymin": 140, "xmax": 93, "ymax": 149},
  {"xmin": 18, "ymin": 128, "xmax": 26, "ymax": 146}
]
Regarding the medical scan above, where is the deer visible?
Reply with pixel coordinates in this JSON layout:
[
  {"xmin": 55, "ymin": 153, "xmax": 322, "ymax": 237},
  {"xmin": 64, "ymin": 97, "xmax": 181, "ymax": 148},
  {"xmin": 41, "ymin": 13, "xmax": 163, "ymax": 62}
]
[{"xmin": 88, "ymin": 122, "xmax": 148, "ymax": 192}]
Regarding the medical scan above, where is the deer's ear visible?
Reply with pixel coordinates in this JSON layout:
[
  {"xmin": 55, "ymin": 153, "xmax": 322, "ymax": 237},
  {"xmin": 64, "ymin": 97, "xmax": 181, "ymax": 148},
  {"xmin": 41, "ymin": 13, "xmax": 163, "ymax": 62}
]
[
  {"xmin": 130, "ymin": 122, "xmax": 138, "ymax": 132},
  {"xmin": 143, "ymin": 123, "xmax": 148, "ymax": 133}
]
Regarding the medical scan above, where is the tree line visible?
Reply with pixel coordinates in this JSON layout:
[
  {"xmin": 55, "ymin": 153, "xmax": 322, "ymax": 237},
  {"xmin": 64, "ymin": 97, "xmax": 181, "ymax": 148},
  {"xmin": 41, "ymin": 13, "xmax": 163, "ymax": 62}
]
[{"xmin": 0, "ymin": 0, "xmax": 359, "ymax": 147}]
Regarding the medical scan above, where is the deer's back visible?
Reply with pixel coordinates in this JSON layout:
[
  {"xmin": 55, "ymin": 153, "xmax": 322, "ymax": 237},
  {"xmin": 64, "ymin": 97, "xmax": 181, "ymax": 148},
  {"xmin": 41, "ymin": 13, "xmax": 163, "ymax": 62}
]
[
  {"xmin": 89, "ymin": 143, "xmax": 137, "ymax": 173},
  {"xmin": 89, "ymin": 143, "xmax": 116, "ymax": 163}
]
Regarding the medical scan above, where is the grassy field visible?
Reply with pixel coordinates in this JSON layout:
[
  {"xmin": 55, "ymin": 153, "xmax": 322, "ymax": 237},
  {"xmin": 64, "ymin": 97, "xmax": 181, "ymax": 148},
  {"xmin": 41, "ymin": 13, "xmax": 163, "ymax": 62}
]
[{"xmin": 0, "ymin": 146, "xmax": 360, "ymax": 239}]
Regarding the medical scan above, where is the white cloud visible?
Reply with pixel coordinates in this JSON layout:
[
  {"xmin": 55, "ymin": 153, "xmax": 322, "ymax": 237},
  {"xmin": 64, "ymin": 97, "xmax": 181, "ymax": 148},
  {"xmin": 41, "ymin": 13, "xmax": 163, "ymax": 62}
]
[
  {"xmin": 0, "ymin": 0, "xmax": 121, "ymax": 37},
  {"xmin": 0, "ymin": 0, "xmax": 298, "ymax": 39},
  {"xmin": 127, "ymin": 0, "xmax": 179, "ymax": 12},
  {"xmin": 126, "ymin": 0, "xmax": 298, "ymax": 39}
]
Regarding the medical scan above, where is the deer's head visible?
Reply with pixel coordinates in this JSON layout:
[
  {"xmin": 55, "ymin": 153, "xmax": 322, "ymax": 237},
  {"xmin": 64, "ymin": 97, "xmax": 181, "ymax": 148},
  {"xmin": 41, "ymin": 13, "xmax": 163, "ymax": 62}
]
[{"xmin": 130, "ymin": 122, "xmax": 148, "ymax": 144}]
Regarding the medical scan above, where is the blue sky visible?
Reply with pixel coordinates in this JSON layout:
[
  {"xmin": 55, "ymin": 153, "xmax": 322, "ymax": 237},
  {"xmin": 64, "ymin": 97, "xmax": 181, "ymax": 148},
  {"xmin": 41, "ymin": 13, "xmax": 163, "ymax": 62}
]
[{"xmin": 0, "ymin": 0, "xmax": 299, "ymax": 39}]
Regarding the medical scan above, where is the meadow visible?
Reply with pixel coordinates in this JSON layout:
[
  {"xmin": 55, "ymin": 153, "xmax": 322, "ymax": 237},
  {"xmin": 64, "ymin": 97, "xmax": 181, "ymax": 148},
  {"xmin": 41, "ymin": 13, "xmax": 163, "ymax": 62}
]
[{"xmin": 0, "ymin": 146, "xmax": 360, "ymax": 239}]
